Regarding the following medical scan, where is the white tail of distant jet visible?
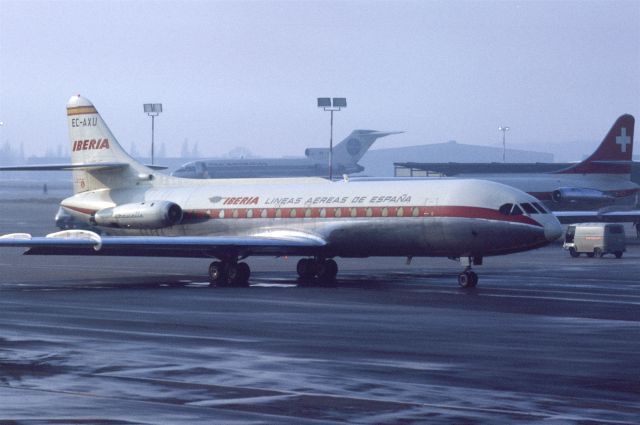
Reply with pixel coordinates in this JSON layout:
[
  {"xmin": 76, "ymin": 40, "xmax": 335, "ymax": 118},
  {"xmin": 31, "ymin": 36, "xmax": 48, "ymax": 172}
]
[{"xmin": 305, "ymin": 130, "xmax": 402, "ymax": 171}]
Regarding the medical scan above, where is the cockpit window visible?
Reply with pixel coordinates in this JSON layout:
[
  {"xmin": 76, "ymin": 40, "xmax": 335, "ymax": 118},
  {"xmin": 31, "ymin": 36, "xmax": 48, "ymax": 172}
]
[
  {"xmin": 499, "ymin": 203, "xmax": 513, "ymax": 215},
  {"xmin": 521, "ymin": 203, "xmax": 537, "ymax": 215},
  {"xmin": 531, "ymin": 202, "xmax": 548, "ymax": 214},
  {"xmin": 510, "ymin": 204, "xmax": 523, "ymax": 215}
]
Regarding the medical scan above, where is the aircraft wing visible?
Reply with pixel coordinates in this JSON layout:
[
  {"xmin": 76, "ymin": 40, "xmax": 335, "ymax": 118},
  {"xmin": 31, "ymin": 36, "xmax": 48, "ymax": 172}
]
[
  {"xmin": 0, "ymin": 163, "xmax": 168, "ymax": 171},
  {"xmin": 0, "ymin": 162, "xmax": 129, "ymax": 171},
  {"xmin": 0, "ymin": 230, "xmax": 327, "ymax": 258},
  {"xmin": 554, "ymin": 210, "xmax": 640, "ymax": 224}
]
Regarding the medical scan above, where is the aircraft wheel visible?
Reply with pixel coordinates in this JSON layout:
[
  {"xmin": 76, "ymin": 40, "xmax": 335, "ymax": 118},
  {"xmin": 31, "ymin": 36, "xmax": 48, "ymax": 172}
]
[
  {"xmin": 296, "ymin": 258, "xmax": 315, "ymax": 279},
  {"xmin": 615, "ymin": 251, "xmax": 623, "ymax": 259},
  {"xmin": 586, "ymin": 252, "xmax": 595, "ymax": 258},
  {"xmin": 208, "ymin": 261, "xmax": 225, "ymax": 286},
  {"xmin": 569, "ymin": 248, "xmax": 579, "ymax": 258},
  {"xmin": 235, "ymin": 262, "xmax": 251, "ymax": 286},
  {"xmin": 317, "ymin": 259, "xmax": 338, "ymax": 281},
  {"xmin": 458, "ymin": 270, "xmax": 478, "ymax": 288},
  {"xmin": 594, "ymin": 248, "xmax": 603, "ymax": 258},
  {"xmin": 226, "ymin": 263, "xmax": 250, "ymax": 287}
]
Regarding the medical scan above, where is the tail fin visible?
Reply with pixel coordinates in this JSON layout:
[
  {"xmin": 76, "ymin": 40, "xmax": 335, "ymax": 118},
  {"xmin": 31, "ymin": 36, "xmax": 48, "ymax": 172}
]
[
  {"xmin": 305, "ymin": 130, "xmax": 402, "ymax": 171},
  {"xmin": 555, "ymin": 114, "xmax": 634, "ymax": 174},
  {"xmin": 67, "ymin": 95, "xmax": 154, "ymax": 193}
]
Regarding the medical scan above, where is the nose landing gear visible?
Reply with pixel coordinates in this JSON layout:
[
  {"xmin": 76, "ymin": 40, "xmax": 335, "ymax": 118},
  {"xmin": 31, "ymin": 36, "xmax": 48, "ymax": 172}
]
[
  {"xmin": 454, "ymin": 256, "xmax": 482, "ymax": 288},
  {"xmin": 458, "ymin": 268, "xmax": 478, "ymax": 288}
]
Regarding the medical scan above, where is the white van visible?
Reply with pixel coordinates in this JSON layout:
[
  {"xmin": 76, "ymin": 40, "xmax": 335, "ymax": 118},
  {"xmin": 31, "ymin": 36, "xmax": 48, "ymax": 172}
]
[{"xmin": 563, "ymin": 223, "xmax": 626, "ymax": 258}]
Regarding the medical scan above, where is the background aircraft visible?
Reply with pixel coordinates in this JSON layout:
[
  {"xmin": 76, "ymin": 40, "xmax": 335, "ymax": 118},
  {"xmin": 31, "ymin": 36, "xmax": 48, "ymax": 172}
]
[
  {"xmin": 0, "ymin": 95, "xmax": 562, "ymax": 288},
  {"xmin": 171, "ymin": 130, "xmax": 401, "ymax": 179},
  {"xmin": 396, "ymin": 115, "xmax": 639, "ymax": 226}
]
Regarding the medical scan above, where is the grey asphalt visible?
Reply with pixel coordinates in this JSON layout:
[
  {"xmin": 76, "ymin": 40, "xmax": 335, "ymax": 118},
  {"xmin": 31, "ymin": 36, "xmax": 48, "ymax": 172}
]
[{"xmin": 0, "ymin": 197, "xmax": 639, "ymax": 424}]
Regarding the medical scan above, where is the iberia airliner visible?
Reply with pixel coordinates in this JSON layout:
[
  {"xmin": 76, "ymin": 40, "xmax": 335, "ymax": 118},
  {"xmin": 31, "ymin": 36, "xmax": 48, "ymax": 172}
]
[{"xmin": 0, "ymin": 96, "xmax": 562, "ymax": 288}]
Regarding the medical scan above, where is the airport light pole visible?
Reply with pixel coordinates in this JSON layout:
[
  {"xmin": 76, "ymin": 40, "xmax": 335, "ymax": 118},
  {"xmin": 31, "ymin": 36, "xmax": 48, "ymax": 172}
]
[
  {"xmin": 317, "ymin": 97, "xmax": 347, "ymax": 180},
  {"xmin": 143, "ymin": 103, "xmax": 163, "ymax": 165},
  {"xmin": 498, "ymin": 125, "xmax": 509, "ymax": 163}
]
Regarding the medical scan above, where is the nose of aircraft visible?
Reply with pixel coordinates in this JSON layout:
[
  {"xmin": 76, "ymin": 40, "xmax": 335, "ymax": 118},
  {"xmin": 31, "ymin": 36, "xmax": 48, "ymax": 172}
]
[{"xmin": 544, "ymin": 215, "xmax": 563, "ymax": 242}]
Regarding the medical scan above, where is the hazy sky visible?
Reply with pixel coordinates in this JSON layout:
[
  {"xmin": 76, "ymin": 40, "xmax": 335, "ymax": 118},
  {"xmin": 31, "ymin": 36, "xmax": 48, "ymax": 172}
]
[{"xmin": 1, "ymin": 0, "xmax": 638, "ymax": 161}]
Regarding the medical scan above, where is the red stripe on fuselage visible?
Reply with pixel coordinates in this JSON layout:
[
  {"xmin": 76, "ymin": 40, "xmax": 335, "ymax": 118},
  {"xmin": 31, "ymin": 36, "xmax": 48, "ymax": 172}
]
[
  {"xmin": 181, "ymin": 205, "xmax": 542, "ymax": 227},
  {"xmin": 62, "ymin": 204, "xmax": 543, "ymax": 227}
]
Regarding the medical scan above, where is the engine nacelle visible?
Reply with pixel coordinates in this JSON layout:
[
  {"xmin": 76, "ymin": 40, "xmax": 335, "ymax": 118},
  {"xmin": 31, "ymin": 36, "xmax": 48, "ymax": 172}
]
[
  {"xmin": 93, "ymin": 201, "xmax": 183, "ymax": 229},
  {"xmin": 551, "ymin": 187, "xmax": 614, "ymax": 203},
  {"xmin": 305, "ymin": 148, "xmax": 329, "ymax": 162}
]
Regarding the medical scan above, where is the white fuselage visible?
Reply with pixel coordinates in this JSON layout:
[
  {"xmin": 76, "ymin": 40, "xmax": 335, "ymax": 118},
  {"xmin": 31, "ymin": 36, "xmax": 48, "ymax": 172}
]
[{"xmin": 61, "ymin": 177, "xmax": 561, "ymax": 258}]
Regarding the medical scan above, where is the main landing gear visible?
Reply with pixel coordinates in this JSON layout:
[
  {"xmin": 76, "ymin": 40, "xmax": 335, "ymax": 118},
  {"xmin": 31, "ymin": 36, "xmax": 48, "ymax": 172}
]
[
  {"xmin": 208, "ymin": 259, "xmax": 250, "ymax": 287},
  {"xmin": 296, "ymin": 257, "xmax": 338, "ymax": 282}
]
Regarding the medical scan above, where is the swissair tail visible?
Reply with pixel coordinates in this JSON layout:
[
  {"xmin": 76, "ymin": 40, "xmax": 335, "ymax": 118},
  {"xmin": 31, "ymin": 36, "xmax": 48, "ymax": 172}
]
[
  {"xmin": 67, "ymin": 95, "xmax": 157, "ymax": 193},
  {"xmin": 555, "ymin": 114, "xmax": 634, "ymax": 175}
]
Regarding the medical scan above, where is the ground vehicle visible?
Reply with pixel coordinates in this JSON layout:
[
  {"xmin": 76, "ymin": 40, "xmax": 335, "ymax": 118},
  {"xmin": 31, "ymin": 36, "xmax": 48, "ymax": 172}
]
[{"xmin": 563, "ymin": 223, "xmax": 626, "ymax": 258}]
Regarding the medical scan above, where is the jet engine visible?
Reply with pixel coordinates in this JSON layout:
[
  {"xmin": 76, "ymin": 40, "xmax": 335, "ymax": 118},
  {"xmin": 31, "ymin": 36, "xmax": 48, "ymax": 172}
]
[
  {"xmin": 551, "ymin": 187, "xmax": 614, "ymax": 204},
  {"xmin": 93, "ymin": 201, "xmax": 183, "ymax": 229}
]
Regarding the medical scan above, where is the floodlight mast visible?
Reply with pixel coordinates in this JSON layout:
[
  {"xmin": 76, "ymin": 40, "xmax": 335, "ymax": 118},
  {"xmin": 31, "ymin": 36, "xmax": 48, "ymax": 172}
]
[
  {"xmin": 498, "ymin": 125, "xmax": 510, "ymax": 163},
  {"xmin": 143, "ymin": 103, "xmax": 163, "ymax": 165},
  {"xmin": 317, "ymin": 97, "xmax": 347, "ymax": 180}
]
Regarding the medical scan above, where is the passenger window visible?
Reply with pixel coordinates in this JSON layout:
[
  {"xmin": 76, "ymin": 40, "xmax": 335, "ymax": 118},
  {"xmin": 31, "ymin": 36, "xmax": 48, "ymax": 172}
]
[
  {"xmin": 275, "ymin": 209, "xmax": 282, "ymax": 218},
  {"xmin": 350, "ymin": 207, "xmax": 357, "ymax": 217},
  {"xmin": 521, "ymin": 203, "xmax": 537, "ymax": 214},
  {"xmin": 499, "ymin": 203, "xmax": 512, "ymax": 215},
  {"xmin": 397, "ymin": 207, "xmax": 404, "ymax": 217},
  {"xmin": 246, "ymin": 209, "xmax": 253, "ymax": 218},
  {"xmin": 320, "ymin": 208, "xmax": 326, "ymax": 218},
  {"xmin": 305, "ymin": 208, "xmax": 312, "ymax": 218},
  {"xmin": 334, "ymin": 208, "xmax": 342, "ymax": 217},
  {"xmin": 381, "ymin": 207, "xmax": 388, "ymax": 217},
  {"xmin": 261, "ymin": 209, "xmax": 268, "ymax": 218},
  {"xmin": 510, "ymin": 204, "xmax": 523, "ymax": 215},
  {"xmin": 412, "ymin": 207, "xmax": 420, "ymax": 217},
  {"xmin": 290, "ymin": 209, "xmax": 297, "ymax": 218}
]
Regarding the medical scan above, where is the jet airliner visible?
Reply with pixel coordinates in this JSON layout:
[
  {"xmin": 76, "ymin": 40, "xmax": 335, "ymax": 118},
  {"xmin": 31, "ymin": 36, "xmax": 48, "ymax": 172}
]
[
  {"xmin": 172, "ymin": 130, "xmax": 399, "ymax": 179},
  {"xmin": 0, "ymin": 96, "xmax": 562, "ymax": 288},
  {"xmin": 396, "ymin": 115, "xmax": 639, "ymax": 225}
]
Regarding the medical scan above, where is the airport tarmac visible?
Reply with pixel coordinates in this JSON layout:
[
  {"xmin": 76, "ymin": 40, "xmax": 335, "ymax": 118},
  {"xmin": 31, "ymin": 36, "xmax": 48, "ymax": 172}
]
[{"xmin": 1, "ymin": 197, "xmax": 639, "ymax": 424}]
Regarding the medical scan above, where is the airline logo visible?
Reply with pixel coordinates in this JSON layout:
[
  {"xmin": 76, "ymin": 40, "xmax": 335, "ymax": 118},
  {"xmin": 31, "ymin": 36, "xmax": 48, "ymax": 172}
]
[
  {"xmin": 72, "ymin": 139, "xmax": 110, "ymax": 152},
  {"xmin": 347, "ymin": 138, "xmax": 362, "ymax": 156},
  {"xmin": 616, "ymin": 128, "xmax": 630, "ymax": 153}
]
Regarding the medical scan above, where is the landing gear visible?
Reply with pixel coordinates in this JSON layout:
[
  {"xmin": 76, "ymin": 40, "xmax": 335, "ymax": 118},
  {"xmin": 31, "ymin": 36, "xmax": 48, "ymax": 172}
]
[
  {"xmin": 454, "ymin": 256, "xmax": 481, "ymax": 288},
  {"xmin": 458, "ymin": 268, "xmax": 478, "ymax": 288},
  {"xmin": 208, "ymin": 260, "xmax": 251, "ymax": 287},
  {"xmin": 296, "ymin": 257, "xmax": 338, "ymax": 282}
]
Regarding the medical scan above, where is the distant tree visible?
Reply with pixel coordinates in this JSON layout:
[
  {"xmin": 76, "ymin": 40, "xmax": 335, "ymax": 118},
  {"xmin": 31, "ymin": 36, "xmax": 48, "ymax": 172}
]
[{"xmin": 181, "ymin": 138, "xmax": 190, "ymax": 158}]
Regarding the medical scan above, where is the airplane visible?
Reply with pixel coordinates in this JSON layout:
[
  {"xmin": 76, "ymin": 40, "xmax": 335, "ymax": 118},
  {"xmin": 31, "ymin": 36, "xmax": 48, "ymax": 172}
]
[
  {"xmin": 395, "ymin": 115, "xmax": 639, "ymax": 225},
  {"xmin": 0, "ymin": 95, "xmax": 562, "ymax": 288},
  {"xmin": 171, "ymin": 130, "xmax": 400, "ymax": 179}
]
